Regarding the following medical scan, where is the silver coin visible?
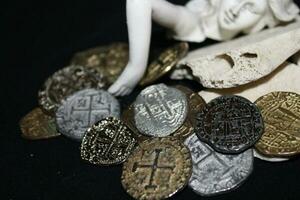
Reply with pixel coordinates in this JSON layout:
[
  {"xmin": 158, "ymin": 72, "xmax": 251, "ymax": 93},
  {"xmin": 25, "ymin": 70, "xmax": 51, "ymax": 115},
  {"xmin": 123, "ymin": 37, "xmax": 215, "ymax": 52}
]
[
  {"xmin": 133, "ymin": 84, "xmax": 188, "ymax": 137},
  {"xmin": 56, "ymin": 89, "xmax": 120, "ymax": 141},
  {"xmin": 253, "ymin": 149, "xmax": 289, "ymax": 162},
  {"xmin": 184, "ymin": 134, "xmax": 254, "ymax": 196}
]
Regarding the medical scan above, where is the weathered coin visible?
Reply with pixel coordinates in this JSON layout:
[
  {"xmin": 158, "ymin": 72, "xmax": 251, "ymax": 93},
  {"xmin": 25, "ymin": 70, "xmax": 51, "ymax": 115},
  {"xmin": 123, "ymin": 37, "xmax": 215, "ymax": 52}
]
[
  {"xmin": 184, "ymin": 134, "xmax": 253, "ymax": 196},
  {"xmin": 255, "ymin": 92, "xmax": 300, "ymax": 157},
  {"xmin": 71, "ymin": 43, "xmax": 129, "ymax": 84},
  {"xmin": 81, "ymin": 117, "xmax": 137, "ymax": 166},
  {"xmin": 20, "ymin": 107, "xmax": 60, "ymax": 140},
  {"xmin": 196, "ymin": 95, "xmax": 264, "ymax": 154},
  {"xmin": 38, "ymin": 65, "xmax": 106, "ymax": 115},
  {"xmin": 134, "ymin": 84, "xmax": 188, "ymax": 137},
  {"xmin": 254, "ymin": 149, "xmax": 289, "ymax": 162},
  {"xmin": 121, "ymin": 137, "xmax": 192, "ymax": 200},
  {"xmin": 139, "ymin": 42, "xmax": 189, "ymax": 86},
  {"xmin": 56, "ymin": 89, "xmax": 120, "ymax": 141}
]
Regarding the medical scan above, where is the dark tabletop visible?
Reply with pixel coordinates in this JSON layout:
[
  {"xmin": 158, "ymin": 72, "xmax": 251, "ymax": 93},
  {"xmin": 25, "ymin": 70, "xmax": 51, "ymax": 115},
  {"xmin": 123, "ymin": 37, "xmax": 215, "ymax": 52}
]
[{"xmin": 2, "ymin": 0, "xmax": 300, "ymax": 199}]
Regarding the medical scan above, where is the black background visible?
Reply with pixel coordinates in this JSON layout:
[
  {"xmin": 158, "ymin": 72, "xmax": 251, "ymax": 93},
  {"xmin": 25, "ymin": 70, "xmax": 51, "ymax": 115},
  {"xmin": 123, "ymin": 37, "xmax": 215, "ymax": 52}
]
[{"xmin": 2, "ymin": 0, "xmax": 300, "ymax": 199}]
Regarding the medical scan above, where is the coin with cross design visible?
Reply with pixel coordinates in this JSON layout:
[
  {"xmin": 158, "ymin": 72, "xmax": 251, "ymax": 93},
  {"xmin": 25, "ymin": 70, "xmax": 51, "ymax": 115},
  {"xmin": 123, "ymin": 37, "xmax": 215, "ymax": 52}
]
[
  {"xmin": 133, "ymin": 84, "xmax": 188, "ymax": 137},
  {"xmin": 81, "ymin": 117, "xmax": 137, "ymax": 166},
  {"xmin": 195, "ymin": 95, "xmax": 264, "ymax": 154},
  {"xmin": 56, "ymin": 89, "xmax": 120, "ymax": 141},
  {"xmin": 185, "ymin": 134, "xmax": 254, "ymax": 196},
  {"xmin": 121, "ymin": 137, "xmax": 192, "ymax": 200}
]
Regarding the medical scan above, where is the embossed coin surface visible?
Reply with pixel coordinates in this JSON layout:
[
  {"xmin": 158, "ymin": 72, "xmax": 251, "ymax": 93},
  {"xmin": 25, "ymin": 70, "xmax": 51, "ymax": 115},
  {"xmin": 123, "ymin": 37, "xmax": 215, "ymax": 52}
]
[
  {"xmin": 81, "ymin": 117, "xmax": 137, "ymax": 166},
  {"xmin": 56, "ymin": 89, "xmax": 120, "ymax": 141},
  {"xmin": 139, "ymin": 43, "xmax": 189, "ymax": 86},
  {"xmin": 71, "ymin": 43, "xmax": 129, "ymax": 84},
  {"xmin": 38, "ymin": 65, "xmax": 106, "ymax": 114},
  {"xmin": 196, "ymin": 95, "xmax": 264, "ymax": 154},
  {"xmin": 121, "ymin": 138, "xmax": 192, "ymax": 200},
  {"xmin": 134, "ymin": 84, "xmax": 188, "ymax": 137},
  {"xmin": 255, "ymin": 92, "xmax": 300, "ymax": 157},
  {"xmin": 185, "ymin": 134, "xmax": 253, "ymax": 196},
  {"xmin": 20, "ymin": 108, "xmax": 60, "ymax": 140}
]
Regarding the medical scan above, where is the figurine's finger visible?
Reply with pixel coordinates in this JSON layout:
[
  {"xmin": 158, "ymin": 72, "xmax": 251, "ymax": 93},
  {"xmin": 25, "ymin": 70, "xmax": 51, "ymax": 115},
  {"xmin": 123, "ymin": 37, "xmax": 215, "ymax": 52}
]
[
  {"xmin": 120, "ymin": 88, "xmax": 130, "ymax": 96},
  {"xmin": 108, "ymin": 84, "xmax": 118, "ymax": 94},
  {"xmin": 115, "ymin": 87, "xmax": 126, "ymax": 96}
]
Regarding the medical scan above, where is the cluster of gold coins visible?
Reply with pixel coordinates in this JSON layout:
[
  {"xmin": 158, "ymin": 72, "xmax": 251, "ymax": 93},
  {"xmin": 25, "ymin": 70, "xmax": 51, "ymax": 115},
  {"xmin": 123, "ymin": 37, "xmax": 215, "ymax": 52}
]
[{"xmin": 19, "ymin": 42, "xmax": 300, "ymax": 199}]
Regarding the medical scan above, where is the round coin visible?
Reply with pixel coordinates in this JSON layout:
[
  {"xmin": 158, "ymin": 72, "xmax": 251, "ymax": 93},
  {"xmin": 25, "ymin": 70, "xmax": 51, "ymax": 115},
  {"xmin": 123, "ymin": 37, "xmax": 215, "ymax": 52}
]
[
  {"xmin": 81, "ymin": 117, "xmax": 137, "ymax": 166},
  {"xmin": 56, "ymin": 89, "xmax": 120, "ymax": 141},
  {"xmin": 184, "ymin": 134, "xmax": 254, "ymax": 196},
  {"xmin": 254, "ymin": 149, "xmax": 289, "ymax": 162},
  {"xmin": 196, "ymin": 95, "xmax": 264, "ymax": 154},
  {"xmin": 38, "ymin": 65, "xmax": 106, "ymax": 115},
  {"xmin": 20, "ymin": 107, "xmax": 60, "ymax": 140},
  {"xmin": 139, "ymin": 42, "xmax": 189, "ymax": 86},
  {"xmin": 255, "ymin": 92, "xmax": 300, "ymax": 157},
  {"xmin": 71, "ymin": 43, "xmax": 129, "ymax": 85},
  {"xmin": 134, "ymin": 84, "xmax": 188, "ymax": 137},
  {"xmin": 121, "ymin": 137, "xmax": 192, "ymax": 200}
]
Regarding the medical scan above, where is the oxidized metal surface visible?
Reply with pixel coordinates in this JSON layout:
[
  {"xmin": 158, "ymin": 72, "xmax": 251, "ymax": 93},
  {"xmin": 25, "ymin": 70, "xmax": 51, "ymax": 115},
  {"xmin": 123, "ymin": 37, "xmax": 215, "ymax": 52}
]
[
  {"xmin": 38, "ymin": 65, "xmax": 106, "ymax": 114},
  {"xmin": 56, "ymin": 89, "xmax": 120, "ymax": 141},
  {"xmin": 255, "ymin": 92, "xmax": 300, "ymax": 157},
  {"xmin": 196, "ymin": 95, "xmax": 264, "ymax": 154},
  {"xmin": 20, "ymin": 108, "xmax": 60, "ymax": 140},
  {"xmin": 254, "ymin": 149, "xmax": 289, "ymax": 162},
  {"xmin": 81, "ymin": 117, "xmax": 137, "ymax": 165},
  {"xmin": 71, "ymin": 43, "xmax": 129, "ymax": 84},
  {"xmin": 185, "ymin": 134, "xmax": 253, "ymax": 196},
  {"xmin": 139, "ymin": 43, "xmax": 189, "ymax": 86},
  {"xmin": 134, "ymin": 84, "xmax": 188, "ymax": 137},
  {"xmin": 121, "ymin": 137, "xmax": 192, "ymax": 200}
]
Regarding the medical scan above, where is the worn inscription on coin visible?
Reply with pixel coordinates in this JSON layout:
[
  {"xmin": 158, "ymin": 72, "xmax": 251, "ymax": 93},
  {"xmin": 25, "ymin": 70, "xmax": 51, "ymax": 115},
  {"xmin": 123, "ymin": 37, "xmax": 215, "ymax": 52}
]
[
  {"xmin": 121, "ymin": 138, "xmax": 192, "ymax": 200},
  {"xmin": 196, "ymin": 95, "xmax": 264, "ymax": 154},
  {"xmin": 134, "ymin": 84, "xmax": 188, "ymax": 137},
  {"xmin": 71, "ymin": 43, "xmax": 129, "ymax": 84},
  {"xmin": 56, "ymin": 89, "xmax": 120, "ymax": 141},
  {"xmin": 81, "ymin": 117, "xmax": 137, "ymax": 165},
  {"xmin": 38, "ymin": 65, "xmax": 106, "ymax": 114},
  {"xmin": 255, "ymin": 92, "xmax": 300, "ymax": 157},
  {"xmin": 139, "ymin": 42, "xmax": 189, "ymax": 86},
  {"xmin": 185, "ymin": 134, "xmax": 253, "ymax": 196},
  {"xmin": 20, "ymin": 108, "xmax": 60, "ymax": 140}
]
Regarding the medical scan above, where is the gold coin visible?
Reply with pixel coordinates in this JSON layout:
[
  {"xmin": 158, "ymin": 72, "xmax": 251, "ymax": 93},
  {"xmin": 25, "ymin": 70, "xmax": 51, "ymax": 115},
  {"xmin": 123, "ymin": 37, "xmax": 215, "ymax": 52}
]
[
  {"xmin": 255, "ymin": 92, "xmax": 300, "ymax": 157},
  {"xmin": 71, "ymin": 43, "xmax": 129, "ymax": 85},
  {"xmin": 139, "ymin": 42, "xmax": 189, "ymax": 86},
  {"xmin": 19, "ymin": 108, "xmax": 60, "ymax": 140},
  {"xmin": 173, "ymin": 85, "xmax": 206, "ymax": 140},
  {"xmin": 121, "ymin": 137, "xmax": 192, "ymax": 200}
]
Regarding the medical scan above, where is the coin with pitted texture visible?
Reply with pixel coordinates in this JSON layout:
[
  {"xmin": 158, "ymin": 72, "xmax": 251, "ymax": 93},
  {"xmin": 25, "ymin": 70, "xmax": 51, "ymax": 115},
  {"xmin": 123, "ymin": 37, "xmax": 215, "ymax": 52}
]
[
  {"xmin": 255, "ymin": 92, "xmax": 300, "ymax": 157},
  {"xmin": 196, "ymin": 95, "xmax": 264, "ymax": 154},
  {"xmin": 38, "ymin": 65, "xmax": 106, "ymax": 115},
  {"xmin": 121, "ymin": 137, "xmax": 192, "ymax": 200},
  {"xmin": 81, "ymin": 117, "xmax": 137, "ymax": 166},
  {"xmin": 56, "ymin": 89, "xmax": 120, "ymax": 141},
  {"xmin": 185, "ymin": 134, "xmax": 253, "ymax": 196},
  {"xmin": 134, "ymin": 84, "xmax": 188, "ymax": 137}
]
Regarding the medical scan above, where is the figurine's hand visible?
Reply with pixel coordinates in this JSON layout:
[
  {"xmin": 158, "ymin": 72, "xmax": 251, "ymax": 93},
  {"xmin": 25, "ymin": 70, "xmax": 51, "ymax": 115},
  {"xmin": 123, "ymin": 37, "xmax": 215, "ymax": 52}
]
[{"xmin": 108, "ymin": 63, "xmax": 146, "ymax": 96}]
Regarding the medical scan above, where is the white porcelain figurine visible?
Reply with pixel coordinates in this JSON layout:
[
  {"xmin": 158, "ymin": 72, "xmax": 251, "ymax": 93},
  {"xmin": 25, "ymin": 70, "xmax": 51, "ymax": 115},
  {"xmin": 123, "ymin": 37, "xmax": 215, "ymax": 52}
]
[{"xmin": 108, "ymin": 0, "xmax": 299, "ymax": 96}]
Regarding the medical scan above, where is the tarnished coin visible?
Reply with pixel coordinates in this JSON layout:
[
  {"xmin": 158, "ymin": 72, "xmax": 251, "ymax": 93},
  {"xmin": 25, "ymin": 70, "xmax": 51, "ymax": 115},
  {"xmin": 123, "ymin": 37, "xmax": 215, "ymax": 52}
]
[
  {"xmin": 81, "ymin": 117, "xmax": 137, "ymax": 166},
  {"xmin": 20, "ymin": 108, "xmax": 60, "ymax": 140},
  {"xmin": 71, "ymin": 43, "xmax": 129, "ymax": 84},
  {"xmin": 196, "ymin": 95, "xmax": 264, "ymax": 154},
  {"xmin": 255, "ymin": 92, "xmax": 300, "ymax": 157},
  {"xmin": 254, "ymin": 149, "xmax": 289, "ymax": 162},
  {"xmin": 139, "ymin": 42, "xmax": 189, "ymax": 86},
  {"xmin": 38, "ymin": 65, "xmax": 106, "ymax": 115},
  {"xmin": 185, "ymin": 134, "xmax": 253, "ymax": 196},
  {"xmin": 56, "ymin": 89, "xmax": 120, "ymax": 141},
  {"xmin": 121, "ymin": 137, "xmax": 192, "ymax": 200},
  {"xmin": 134, "ymin": 84, "xmax": 188, "ymax": 137}
]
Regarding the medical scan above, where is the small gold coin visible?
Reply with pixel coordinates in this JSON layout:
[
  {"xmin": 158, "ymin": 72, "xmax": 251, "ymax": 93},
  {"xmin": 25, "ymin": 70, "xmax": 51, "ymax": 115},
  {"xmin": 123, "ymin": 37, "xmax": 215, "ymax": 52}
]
[
  {"xmin": 255, "ymin": 91, "xmax": 300, "ymax": 157},
  {"xmin": 121, "ymin": 137, "xmax": 192, "ymax": 200},
  {"xmin": 19, "ymin": 108, "xmax": 60, "ymax": 140},
  {"xmin": 139, "ymin": 43, "xmax": 189, "ymax": 86},
  {"xmin": 71, "ymin": 43, "xmax": 129, "ymax": 85}
]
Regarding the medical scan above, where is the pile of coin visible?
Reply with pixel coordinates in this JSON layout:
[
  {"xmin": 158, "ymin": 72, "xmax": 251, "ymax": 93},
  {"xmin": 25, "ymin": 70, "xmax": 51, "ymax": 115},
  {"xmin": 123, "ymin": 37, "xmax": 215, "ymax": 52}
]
[{"xmin": 19, "ymin": 42, "xmax": 300, "ymax": 199}]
